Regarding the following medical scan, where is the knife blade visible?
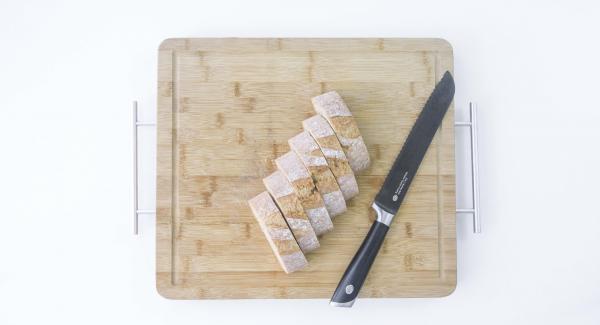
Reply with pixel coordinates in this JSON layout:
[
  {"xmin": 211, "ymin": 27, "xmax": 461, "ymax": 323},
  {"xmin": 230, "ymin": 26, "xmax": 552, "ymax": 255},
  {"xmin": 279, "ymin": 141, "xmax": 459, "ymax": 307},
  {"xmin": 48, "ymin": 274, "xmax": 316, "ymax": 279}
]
[{"xmin": 330, "ymin": 71, "xmax": 455, "ymax": 307}]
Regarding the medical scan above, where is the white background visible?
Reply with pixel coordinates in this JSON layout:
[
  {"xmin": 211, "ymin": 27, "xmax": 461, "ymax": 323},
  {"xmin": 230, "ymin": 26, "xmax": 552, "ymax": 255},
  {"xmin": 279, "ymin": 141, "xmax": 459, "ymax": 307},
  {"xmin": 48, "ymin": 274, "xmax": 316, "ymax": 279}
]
[{"xmin": 1, "ymin": 0, "xmax": 599, "ymax": 324}]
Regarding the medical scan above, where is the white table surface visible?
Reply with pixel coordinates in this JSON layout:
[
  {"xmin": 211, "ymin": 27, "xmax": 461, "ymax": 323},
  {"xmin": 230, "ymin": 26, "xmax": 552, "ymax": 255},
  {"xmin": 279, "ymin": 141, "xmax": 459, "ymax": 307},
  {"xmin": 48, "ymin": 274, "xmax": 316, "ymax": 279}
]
[{"xmin": 1, "ymin": 0, "xmax": 599, "ymax": 324}]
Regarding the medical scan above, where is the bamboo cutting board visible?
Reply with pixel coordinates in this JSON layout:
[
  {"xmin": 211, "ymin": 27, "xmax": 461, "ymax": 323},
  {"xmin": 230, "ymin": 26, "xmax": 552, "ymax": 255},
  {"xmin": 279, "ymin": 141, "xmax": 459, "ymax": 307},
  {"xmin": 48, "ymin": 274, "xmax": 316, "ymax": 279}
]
[{"xmin": 156, "ymin": 38, "xmax": 456, "ymax": 299}]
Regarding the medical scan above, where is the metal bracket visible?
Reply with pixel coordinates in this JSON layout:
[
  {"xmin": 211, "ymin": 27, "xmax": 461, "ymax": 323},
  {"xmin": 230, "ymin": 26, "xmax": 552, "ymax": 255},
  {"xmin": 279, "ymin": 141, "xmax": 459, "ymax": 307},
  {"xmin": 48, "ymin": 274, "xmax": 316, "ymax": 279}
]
[
  {"xmin": 133, "ymin": 101, "xmax": 156, "ymax": 235},
  {"xmin": 454, "ymin": 102, "xmax": 481, "ymax": 233},
  {"xmin": 132, "ymin": 100, "xmax": 481, "ymax": 234}
]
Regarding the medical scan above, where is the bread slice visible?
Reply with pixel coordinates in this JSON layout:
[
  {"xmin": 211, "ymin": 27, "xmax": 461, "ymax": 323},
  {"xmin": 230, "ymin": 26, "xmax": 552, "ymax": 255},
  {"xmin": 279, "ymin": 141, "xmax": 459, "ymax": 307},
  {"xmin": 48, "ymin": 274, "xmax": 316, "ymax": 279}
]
[
  {"xmin": 275, "ymin": 151, "xmax": 333, "ymax": 236},
  {"xmin": 263, "ymin": 171, "xmax": 320, "ymax": 253},
  {"xmin": 248, "ymin": 191, "xmax": 308, "ymax": 273},
  {"xmin": 303, "ymin": 115, "xmax": 359, "ymax": 200},
  {"xmin": 289, "ymin": 131, "xmax": 347, "ymax": 218},
  {"xmin": 311, "ymin": 91, "xmax": 370, "ymax": 173}
]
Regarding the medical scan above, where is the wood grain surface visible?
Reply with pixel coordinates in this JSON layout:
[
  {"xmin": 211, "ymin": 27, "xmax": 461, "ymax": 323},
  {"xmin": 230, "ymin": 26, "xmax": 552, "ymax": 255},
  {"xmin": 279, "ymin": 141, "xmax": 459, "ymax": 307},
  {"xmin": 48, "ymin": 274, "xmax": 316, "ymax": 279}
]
[{"xmin": 156, "ymin": 38, "xmax": 456, "ymax": 299}]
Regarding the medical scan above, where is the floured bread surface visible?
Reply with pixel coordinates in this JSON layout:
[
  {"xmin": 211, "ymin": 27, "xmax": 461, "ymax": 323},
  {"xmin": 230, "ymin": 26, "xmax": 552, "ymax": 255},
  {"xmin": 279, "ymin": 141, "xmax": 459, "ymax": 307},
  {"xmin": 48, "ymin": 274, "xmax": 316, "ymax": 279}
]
[
  {"xmin": 289, "ymin": 131, "xmax": 346, "ymax": 217},
  {"xmin": 275, "ymin": 151, "xmax": 333, "ymax": 235},
  {"xmin": 248, "ymin": 191, "xmax": 308, "ymax": 273},
  {"xmin": 311, "ymin": 91, "xmax": 370, "ymax": 173},
  {"xmin": 303, "ymin": 115, "xmax": 359, "ymax": 200},
  {"xmin": 263, "ymin": 171, "xmax": 320, "ymax": 253}
]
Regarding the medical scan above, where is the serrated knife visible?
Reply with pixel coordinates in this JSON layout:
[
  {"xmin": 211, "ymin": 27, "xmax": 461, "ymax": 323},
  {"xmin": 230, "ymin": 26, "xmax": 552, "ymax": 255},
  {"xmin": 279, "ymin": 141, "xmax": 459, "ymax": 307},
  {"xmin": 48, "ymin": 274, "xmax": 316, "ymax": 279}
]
[{"xmin": 330, "ymin": 71, "xmax": 455, "ymax": 307}]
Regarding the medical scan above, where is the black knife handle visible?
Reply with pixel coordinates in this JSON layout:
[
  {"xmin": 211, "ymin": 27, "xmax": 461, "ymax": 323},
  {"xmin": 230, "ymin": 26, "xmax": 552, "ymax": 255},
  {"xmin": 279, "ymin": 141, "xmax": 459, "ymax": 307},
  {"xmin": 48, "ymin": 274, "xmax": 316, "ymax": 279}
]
[{"xmin": 330, "ymin": 221, "xmax": 389, "ymax": 306}]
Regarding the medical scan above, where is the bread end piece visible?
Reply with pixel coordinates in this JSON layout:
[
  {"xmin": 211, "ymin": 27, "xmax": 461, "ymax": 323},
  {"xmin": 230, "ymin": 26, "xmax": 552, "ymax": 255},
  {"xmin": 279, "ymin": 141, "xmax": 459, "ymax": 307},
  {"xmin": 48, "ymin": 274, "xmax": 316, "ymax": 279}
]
[
  {"xmin": 248, "ymin": 191, "xmax": 308, "ymax": 273},
  {"xmin": 311, "ymin": 91, "xmax": 371, "ymax": 173}
]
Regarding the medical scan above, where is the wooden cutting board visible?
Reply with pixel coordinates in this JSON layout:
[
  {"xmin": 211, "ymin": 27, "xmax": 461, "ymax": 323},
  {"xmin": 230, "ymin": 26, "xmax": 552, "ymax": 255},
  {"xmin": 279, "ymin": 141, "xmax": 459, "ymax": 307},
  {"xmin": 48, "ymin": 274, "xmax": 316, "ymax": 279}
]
[{"xmin": 156, "ymin": 38, "xmax": 456, "ymax": 299}]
